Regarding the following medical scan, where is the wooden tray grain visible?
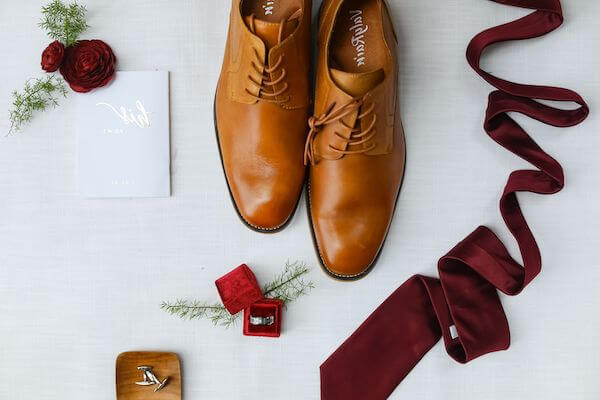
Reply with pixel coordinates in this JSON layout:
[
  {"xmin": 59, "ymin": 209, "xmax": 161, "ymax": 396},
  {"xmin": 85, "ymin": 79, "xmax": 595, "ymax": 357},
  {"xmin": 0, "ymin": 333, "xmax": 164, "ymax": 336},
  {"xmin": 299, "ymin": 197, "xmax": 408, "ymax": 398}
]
[{"xmin": 116, "ymin": 352, "xmax": 181, "ymax": 400}]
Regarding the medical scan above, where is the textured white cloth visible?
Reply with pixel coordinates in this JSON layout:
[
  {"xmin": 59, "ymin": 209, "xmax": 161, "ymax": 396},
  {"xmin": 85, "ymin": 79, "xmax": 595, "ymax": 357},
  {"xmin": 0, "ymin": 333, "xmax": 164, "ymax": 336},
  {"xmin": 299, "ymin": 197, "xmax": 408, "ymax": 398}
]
[{"xmin": 1, "ymin": 1, "xmax": 600, "ymax": 399}]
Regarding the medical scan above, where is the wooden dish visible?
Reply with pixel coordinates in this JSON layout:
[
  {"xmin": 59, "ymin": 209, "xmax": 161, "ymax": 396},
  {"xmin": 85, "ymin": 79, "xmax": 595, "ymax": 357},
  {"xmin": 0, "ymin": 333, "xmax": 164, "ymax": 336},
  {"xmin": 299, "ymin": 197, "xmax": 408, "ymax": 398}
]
[{"xmin": 116, "ymin": 351, "xmax": 181, "ymax": 400}]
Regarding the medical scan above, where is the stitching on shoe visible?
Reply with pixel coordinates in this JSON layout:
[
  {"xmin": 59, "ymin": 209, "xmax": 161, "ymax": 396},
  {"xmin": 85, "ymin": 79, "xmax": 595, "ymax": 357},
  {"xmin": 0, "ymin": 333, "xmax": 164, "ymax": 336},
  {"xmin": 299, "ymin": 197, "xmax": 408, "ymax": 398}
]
[{"xmin": 241, "ymin": 212, "xmax": 289, "ymax": 231}]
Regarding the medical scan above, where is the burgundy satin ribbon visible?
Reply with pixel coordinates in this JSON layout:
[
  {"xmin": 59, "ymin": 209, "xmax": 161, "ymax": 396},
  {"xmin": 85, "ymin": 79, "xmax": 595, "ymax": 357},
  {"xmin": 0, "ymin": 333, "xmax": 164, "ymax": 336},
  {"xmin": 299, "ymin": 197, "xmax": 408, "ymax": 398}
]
[{"xmin": 320, "ymin": 1, "xmax": 589, "ymax": 399}]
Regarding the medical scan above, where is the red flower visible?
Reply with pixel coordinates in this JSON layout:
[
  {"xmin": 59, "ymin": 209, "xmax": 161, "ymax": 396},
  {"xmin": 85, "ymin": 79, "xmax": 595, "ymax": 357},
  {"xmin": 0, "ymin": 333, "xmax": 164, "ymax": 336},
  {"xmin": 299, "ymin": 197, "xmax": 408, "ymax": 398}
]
[
  {"xmin": 59, "ymin": 40, "xmax": 117, "ymax": 93},
  {"xmin": 41, "ymin": 40, "xmax": 65, "ymax": 72}
]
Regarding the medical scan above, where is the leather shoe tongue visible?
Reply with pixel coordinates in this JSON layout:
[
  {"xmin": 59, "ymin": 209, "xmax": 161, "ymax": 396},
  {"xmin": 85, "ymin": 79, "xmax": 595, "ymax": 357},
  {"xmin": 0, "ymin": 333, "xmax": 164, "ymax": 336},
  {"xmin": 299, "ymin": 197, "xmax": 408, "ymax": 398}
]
[
  {"xmin": 245, "ymin": 15, "xmax": 299, "ymax": 49},
  {"xmin": 330, "ymin": 68, "xmax": 385, "ymax": 97}
]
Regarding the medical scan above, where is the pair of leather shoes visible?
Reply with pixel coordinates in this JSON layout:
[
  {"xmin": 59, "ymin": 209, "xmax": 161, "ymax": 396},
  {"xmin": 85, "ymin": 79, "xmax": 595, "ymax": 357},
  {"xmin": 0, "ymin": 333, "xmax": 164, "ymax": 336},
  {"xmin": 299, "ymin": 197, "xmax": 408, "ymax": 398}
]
[{"xmin": 215, "ymin": 0, "xmax": 405, "ymax": 280}]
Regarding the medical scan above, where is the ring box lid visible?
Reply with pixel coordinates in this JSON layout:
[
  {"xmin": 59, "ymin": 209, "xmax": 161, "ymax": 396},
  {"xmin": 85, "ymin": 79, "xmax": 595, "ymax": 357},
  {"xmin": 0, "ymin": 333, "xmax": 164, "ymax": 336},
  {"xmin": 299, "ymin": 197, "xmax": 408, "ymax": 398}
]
[{"xmin": 215, "ymin": 264, "xmax": 263, "ymax": 315}]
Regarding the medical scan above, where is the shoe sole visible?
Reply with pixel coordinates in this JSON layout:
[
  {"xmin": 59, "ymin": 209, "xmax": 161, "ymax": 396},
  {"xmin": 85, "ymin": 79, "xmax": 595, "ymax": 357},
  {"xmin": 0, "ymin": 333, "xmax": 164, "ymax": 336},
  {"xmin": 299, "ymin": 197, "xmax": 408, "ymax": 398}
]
[{"xmin": 213, "ymin": 96, "xmax": 304, "ymax": 233}]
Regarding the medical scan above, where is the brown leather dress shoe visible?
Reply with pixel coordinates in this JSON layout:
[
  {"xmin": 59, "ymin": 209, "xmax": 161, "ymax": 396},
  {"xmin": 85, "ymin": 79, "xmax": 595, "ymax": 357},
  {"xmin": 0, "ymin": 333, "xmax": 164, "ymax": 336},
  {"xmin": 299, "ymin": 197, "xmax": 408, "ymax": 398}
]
[
  {"xmin": 215, "ymin": 0, "xmax": 312, "ymax": 232},
  {"xmin": 305, "ymin": 0, "xmax": 405, "ymax": 279}
]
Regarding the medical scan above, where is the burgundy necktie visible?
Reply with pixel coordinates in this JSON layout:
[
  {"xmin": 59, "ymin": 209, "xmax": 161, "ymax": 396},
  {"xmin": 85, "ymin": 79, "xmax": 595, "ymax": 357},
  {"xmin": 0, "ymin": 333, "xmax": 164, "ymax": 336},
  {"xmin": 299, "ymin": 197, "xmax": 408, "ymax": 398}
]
[{"xmin": 320, "ymin": 1, "xmax": 589, "ymax": 399}]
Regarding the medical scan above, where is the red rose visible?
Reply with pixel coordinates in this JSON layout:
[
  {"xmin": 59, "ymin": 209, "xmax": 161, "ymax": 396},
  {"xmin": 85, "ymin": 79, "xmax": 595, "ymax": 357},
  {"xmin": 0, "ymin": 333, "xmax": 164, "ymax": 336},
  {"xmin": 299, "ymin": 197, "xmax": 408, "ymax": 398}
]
[
  {"xmin": 59, "ymin": 40, "xmax": 117, "ymax": 93},
  {"xmin": 41, "ymin": 40, "xmax": 65, "ymax": 72}
]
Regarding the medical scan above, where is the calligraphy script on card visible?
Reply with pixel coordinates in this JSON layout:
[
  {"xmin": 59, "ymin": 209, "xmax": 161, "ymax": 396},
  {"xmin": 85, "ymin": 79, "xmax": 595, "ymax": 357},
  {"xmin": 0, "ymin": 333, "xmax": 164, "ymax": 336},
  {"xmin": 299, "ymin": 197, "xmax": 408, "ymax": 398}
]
[{"xmin": 96, "ymin": 100, "xmax": 151, "ymax": 128}]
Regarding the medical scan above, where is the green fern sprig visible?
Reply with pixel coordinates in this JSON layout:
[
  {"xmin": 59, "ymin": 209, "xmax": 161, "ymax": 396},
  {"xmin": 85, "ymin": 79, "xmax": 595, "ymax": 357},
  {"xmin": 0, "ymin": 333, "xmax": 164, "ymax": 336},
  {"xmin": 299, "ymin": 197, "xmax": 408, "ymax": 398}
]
[
  {"xmin": 262, "ymin": 260, "xmax": 315, "ymax": 306},
  {"xmin": 39, "ymin": 0, "xmax": 89, "ymax": 46},
  {"xmin": 160, "ymin": 300, "xmax": 238, "ymax": 328},
  {"xmin": 161, "ymin": 261, "xmax": 314, "ymax": 328},
  {"xmin": 8, "ymin": 75, "xmax": 68, "ymax": 135}
]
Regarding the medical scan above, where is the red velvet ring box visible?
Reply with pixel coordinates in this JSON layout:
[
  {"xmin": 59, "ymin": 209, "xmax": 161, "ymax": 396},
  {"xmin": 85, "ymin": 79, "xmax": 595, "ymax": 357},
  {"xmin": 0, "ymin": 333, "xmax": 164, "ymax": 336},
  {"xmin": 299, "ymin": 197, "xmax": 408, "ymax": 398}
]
[
  {"xmin": 215, "ymin": 264, "xmax": 263, "ymax": 315},
  {"xmin": 243, "ymin": 298, "xmax": 283, "ymax": 337}
]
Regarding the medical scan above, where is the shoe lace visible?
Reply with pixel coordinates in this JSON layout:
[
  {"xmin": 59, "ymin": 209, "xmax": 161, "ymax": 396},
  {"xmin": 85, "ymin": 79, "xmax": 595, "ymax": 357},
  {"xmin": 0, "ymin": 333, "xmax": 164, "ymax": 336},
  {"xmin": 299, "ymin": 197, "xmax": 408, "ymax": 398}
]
[
  {"xmin": 244, "ymin": 14, "xmax": 291, "ymax": 105},
  {"xmin": 304, "ymin": 98, "xmax": 377, "ymax": 165}
]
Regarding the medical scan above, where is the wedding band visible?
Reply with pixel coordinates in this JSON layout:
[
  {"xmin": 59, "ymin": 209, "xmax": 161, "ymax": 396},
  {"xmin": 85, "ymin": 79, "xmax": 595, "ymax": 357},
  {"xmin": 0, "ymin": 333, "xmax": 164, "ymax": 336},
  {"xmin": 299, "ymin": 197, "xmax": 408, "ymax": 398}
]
[{"xmin": 249, "ymin": 315, "xmax": 275, "ymax": 326}]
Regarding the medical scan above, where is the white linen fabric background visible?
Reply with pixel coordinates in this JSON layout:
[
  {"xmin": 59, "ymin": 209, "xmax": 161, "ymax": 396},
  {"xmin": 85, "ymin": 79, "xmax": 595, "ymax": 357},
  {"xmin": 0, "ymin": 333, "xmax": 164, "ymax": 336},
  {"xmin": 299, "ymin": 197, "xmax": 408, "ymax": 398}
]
[{"xmin": 1, "ymin": 1, "xmax": 599, "ymax": 399}]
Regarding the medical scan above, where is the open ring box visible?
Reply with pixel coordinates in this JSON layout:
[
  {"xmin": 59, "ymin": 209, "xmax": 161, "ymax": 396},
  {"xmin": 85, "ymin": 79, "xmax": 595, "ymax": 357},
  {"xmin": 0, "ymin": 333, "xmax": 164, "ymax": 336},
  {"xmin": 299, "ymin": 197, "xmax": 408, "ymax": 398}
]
[
  {"xmin": 215, "ymin": 264, "xmax": 283, "ymax": 337},
  {"xmin": 243, "ymin": 298, "xmax": 283, "ymax": 337}
]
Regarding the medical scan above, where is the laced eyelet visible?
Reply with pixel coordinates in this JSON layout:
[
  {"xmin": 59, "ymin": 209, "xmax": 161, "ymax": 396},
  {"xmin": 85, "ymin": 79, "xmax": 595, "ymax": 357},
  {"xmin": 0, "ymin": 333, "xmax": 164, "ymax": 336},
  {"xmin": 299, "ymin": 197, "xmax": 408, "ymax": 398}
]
[{"xmin": 304, "ymin": 97, "xmax": 378, "ymax": 165}]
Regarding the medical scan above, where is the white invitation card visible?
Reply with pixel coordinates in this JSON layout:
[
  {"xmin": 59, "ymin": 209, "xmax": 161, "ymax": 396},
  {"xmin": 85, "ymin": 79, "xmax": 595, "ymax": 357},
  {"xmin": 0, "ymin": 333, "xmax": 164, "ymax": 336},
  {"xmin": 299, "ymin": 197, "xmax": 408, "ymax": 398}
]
[{"xmin": 76, "ymin": 71, "xmax": 171, "ymax": 198}]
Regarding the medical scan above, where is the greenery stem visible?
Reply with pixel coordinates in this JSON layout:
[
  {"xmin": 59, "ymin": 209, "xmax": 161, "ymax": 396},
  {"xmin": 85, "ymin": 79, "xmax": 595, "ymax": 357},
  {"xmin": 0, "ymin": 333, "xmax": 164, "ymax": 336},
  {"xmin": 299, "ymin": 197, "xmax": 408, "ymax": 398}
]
[
  {"xmin": 161, "ymin": 261, "xmax": 314, "ymax": 328},
  {"xmin": 39, "ymin": 0, "xmax": 89, "ymax": 46},
  {"xmin": 8, "ymin": 76, "xmax": 68, "ymax": 135},
  {"xmin": 264, "ymin": 269, "xmax": 308, "ymax": 296}
]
